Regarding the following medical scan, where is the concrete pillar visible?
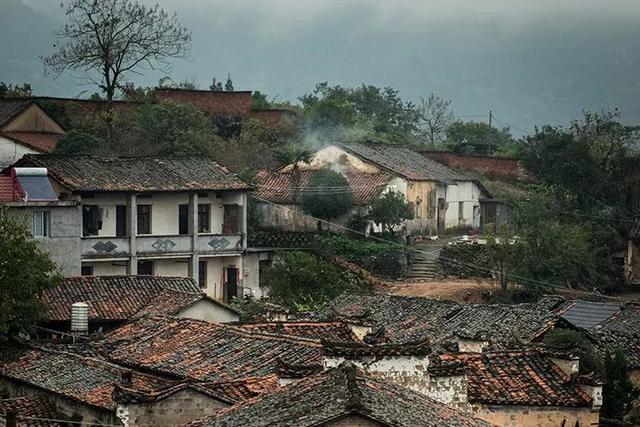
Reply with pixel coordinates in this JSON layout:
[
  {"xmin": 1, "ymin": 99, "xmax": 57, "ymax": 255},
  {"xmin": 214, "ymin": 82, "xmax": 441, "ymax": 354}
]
[
  {"xmin": 188, "ymin": 192, "xmax": 199, "ymax": 280},
  {"xmin": 241, "ymin": 191, "xmax": 248, "ymax": 250},
  {"xmin": 127, "ymin": 193, "xmax": 137, "ymax": 275}
]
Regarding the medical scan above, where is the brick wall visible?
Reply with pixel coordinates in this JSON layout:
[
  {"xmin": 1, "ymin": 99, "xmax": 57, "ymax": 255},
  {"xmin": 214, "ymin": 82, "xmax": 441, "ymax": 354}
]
[
  {"xmin": 419, "ymin": 151, "xmax": 529, "ymax": 181},
  {"xmin": 119, "ymin": 388, "xmax": 229, "ymax": 426},
  {"xmin": 248, "ymin": 109, "xmax": 298, "ymax": 129},
  {"xmin": 155, "ymin": 88, "xmax": 253, "ymax": 117}
]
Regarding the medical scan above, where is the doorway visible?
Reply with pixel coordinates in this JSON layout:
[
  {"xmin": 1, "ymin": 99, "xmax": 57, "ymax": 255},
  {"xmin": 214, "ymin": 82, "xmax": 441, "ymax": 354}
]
[{"xmin": 225, "ymin": 267, "xmax": 239, "ymax": 302}]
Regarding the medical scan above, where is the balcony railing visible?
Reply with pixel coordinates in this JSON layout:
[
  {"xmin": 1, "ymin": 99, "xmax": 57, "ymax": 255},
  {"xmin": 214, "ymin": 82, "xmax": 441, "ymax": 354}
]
[{"xmin": 81, "ymin": 233, "xmax": 243, "ymax": 258}]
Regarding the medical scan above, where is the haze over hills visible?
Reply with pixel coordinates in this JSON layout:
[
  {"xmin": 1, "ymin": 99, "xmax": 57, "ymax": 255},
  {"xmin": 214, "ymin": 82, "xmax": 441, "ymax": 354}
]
[{"xmin": 3, "ymin": 0, "xmax": 640, "ymax": 135}]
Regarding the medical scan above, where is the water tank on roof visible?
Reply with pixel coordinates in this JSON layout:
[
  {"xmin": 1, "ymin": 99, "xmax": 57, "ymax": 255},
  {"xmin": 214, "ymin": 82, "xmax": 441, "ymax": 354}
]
[{"xmin": 71, "ymin": 302, "xmax": 89, "ymax": 334}]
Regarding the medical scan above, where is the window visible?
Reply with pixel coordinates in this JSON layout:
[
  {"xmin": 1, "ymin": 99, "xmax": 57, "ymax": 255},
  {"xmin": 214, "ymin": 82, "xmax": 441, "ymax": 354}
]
[
  {"xmin": 81, "ymin": 265, "xmax": 94, "ymax": 276},
  {"xmin": 198, "ymin": 204, "xmax": 210, "ymax": 233},
  {"xmin": 116, "ymin": 205, "xmax": 127, "ymax": 237},
  {"xmin": 458, "ymin": 202, "xmax": 464, "ymax": 225},
  {"xmin": 178, "ymin": 204, "xmax": 189, "ymax": 235},
  {"xmin": 137, "ymin": 205, "xmax": 152, "ymax": 235},
  {"xmin": 223, "ymin": 204, "xmax": 239, "ymax": 234},
  {"xmin": 137, "ymin": 260, "xmax": 153, "ymax": 275},
  {"xmin": 198, "ymin": 260, "xmax": 208, "ymax": 288},
  {"xmin": 33, "ymin": 211, "xmax": 50, "ymax": 237},
  {"xmin": 82, "ymin": 205, "xmax": 102, "ymax": 236}
]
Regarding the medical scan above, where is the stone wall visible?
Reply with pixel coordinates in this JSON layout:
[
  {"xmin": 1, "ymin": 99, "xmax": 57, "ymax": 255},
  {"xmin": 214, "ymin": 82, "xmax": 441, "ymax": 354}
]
[
  {"xmin": 471, "ymin": 404, "xmax": 599, "ymax": 427},
  {"xmin": 118, "ymin": 389, "xmax": 228, "ymax": 427}
]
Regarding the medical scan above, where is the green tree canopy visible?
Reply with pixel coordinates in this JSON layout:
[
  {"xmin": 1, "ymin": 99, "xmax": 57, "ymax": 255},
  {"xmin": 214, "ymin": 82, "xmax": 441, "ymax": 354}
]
[
  {"xmin": 301, "ymin": 169, "xmax": 353, "ymax": 220},
  {"xmin": 445, "ymin": 121, "xmax": 515, "ymax": 155},
  {"xmin": 0, "ymin": 82, "xmax": 32, "ymax": 98},
  {"xmin": 0, "ymin": 208, "xmax": 60, "ymax": 336},
  {"xmin": 54, "ymin": 130, "xmax": 107, "ymax": 155},
  {"xmin": 299, "ymin": 82, "xmax": 420, "ymax": 143},
  {"xmin": 265, "ymin": 251, "xmax": 364, "ymax": 311},
  {"xmin": 369, "ymin": 190, "xmax": 413, "ymax": 234}
]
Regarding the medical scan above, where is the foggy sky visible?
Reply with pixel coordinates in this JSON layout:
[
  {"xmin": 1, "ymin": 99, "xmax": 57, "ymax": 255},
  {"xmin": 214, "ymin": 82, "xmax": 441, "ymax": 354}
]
[{"xmin": 3, "ymin": 0, "xmax": 640, "ymax": 134}]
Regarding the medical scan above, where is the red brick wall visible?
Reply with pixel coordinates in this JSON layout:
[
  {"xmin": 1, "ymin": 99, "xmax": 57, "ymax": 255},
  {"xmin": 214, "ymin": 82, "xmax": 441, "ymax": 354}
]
[
  {"xmin": 249, "ymin": 109, "xmax": 298, "ymax": 129},
  {"xmin": 155, "ymin": 88, "xmax": 253, "ymax": 116},
  {"xmin": 419, "ymin": 151, "xmax": 528, "ymax": 181}
]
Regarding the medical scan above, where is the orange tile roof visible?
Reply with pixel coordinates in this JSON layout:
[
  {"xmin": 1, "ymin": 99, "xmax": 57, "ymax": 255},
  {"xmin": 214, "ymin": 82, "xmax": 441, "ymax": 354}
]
[{"xmin": 0, "ymin": 175, "xmax": 24, "ymax": 202}]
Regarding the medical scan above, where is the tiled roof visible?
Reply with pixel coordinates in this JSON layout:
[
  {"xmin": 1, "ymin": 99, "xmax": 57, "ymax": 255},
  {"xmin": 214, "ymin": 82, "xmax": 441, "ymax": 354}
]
[
  {"xmin": 0, "ymin": 99, "xmax": 32, "ymax": 128},
  {"xmin": 430, "ymin": 351, "xmax": 593, "ymax": 407},
  {"xmin": 186, "ymin": 363, "xmax": 491, "ymax": 427},
  {"xmin": 95, "ymin": 316, "xmax": 323, "ymax": 382},
  {"xmin": 322, "ymin": 339, "xmax": 432, "ymax": 356},
  {"xmin": 0, "ymin": 175, "xmax": 24, "ymax": 202},
  {"xmin": 42, "ymin": 276, "xmax": 212, "ymax": 322},
  {"xmin": 592, "ymin": 330, "xmax": 640, "ymax": 369},
  {"xmin": 0, "ymin": 346, "xmax": 175, "ymax": 410},
  {"xmin": 338, "ymin": 142, "xmax": 472, "ymax": 183},
  {"xmin": 325, "ymin": 293, "xmax": 563, "ymax": 349},
  {"xmin": 1, "ymin": 132, "xmax": 61, "ymax": 152},
  {"xmin": 558, "ymin": 300, "xmax": 623, "ymax": 329},
  {"xmin": 255, "ymin": 170, "xmax": 392, "ymax": 206},
  {"xmin": 0, "ymin": 396, "xmax": 60, "ymax": 426},
  {"xmin": 197, "ymin": 376, "xmax": 280, "ymax": 404},
  {"xmin": 236, "ymin": 322, "xmax": 359, "ymax": 342},
  {"xmin": 15, "ymin": 155, "xmax": 248, "ymax": 192}
]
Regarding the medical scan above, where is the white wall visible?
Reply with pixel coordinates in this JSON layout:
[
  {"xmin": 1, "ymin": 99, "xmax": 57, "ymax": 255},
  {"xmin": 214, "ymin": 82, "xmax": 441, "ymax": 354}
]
[
  {"xmin": 282, "ymin": 145, "xmax": 381, "ymax": 174},
  {"xmin": 84, "ymin": 261, "xmax": 127, "ymax": 276},
  {"xmin": 153, "ymin": 258, "xmax": 189, "ymax": 277},
  {"xmin": 178, "ymin": 299, "xmax": 240, "ymax": 323},
  {"xmin": 444, "ymin": 182, "xmax": 484, "ymax": 228},
  {"xmin": 0, "ymin": 136, "xmax": 38, "ymax": 168},
  {"xmin": 200, "ymin": 255, "xmax": 243, "ymax": 301}
]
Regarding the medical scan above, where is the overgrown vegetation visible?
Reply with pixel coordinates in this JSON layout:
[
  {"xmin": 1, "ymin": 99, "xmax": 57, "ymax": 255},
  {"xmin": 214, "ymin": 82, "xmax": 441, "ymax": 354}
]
[
  {"xmin": 301, "ymin": 169, "xmax": 353, "ymax": 223},
  {"xmin": 264, "ymin": 251, "xmax": 367, "ymax": 311},
  {"xmin": 0, "ymin": 208, "xmax": 60, "ymax": 337},
  {"xmin": 369, "ymin": 190, "xmax": 414, "ymax": 236}
]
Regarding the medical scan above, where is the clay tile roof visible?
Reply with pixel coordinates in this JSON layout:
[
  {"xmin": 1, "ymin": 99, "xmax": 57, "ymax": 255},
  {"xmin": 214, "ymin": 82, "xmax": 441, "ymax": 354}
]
[
  {"xmin": 236, "ymin": 322, "xmax": 359, "ymax": 342},
  {"xmin": 338, "ymin": 142, "xmax": 472, "ymax": 183},
  {"xmin": 0, "ymin": 99, "xmax": 32, "ymax": 128},
  {"xmin": 322, "ymin": 338, "xmax": 431, "ymax": 357},
  {"xmin": 325, "ymin": 293, "xmax": 562, "ymax": 349},
  {"xmin": 0, "ymin": 346, "xmax": 175, "ymax": 411},
  {"xmin": 1, "ymin": 132, "xmax": 62, "ymax": 153},
  {"xmin": 0, "ymin": 175, "xmax": 24, "ymax": 202},
  {"xmin": 96, "ymin": 316, "xmax": 323, "ymax": 382},
  {"xmin": 255, "ymin": 170, "xmax": 392, "ymax": 206},
  {"xmin": 196, "ymin": 375, "xmax": 281, "ymax": 404},
  {"xmin": 0, "ymin": 396, "xmax": 60, "ymax": 426},
  {"xmin": 42, "ymin": 276, "xmax": 210, "ymax": 322},
  {"xmin": 14, "ymin": 154, "xmax": 248, "ymax": 192},
  {"xmin": 430, "ymin": 351, "xmax": 593, "ymax": 407},
  {"xmin": 185, "ymin": 363, "xmax": 491, "ymax": 427}
]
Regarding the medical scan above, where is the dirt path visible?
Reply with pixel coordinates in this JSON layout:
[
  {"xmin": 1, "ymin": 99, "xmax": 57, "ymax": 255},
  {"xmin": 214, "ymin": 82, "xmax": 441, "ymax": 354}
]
[{"xmin": 380, "ymin": 279, "xmax": 502, "ymax": 303}]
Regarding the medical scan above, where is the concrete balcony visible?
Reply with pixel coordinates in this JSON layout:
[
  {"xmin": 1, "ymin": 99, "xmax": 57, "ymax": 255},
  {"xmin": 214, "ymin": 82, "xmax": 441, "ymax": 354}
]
[{"xmin": 81, "ymin": 233, "xmax": 243, "ymax": 259}]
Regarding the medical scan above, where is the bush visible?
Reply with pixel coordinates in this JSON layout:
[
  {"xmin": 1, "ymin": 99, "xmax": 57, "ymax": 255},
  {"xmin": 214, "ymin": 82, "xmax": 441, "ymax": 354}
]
[
  {"xmin": 542, "ymin": 328, "xmax": 599, "ymax": 373},
  {"xmin": 439, "ymin": 244, "xmax": 491, "ymax": 278},
  {"xmin": 265, "ymin": 251, "xmax": 366, "ymax": 311},
  {"xmin": 301, "ymin": 169, "xmax": 353, "ymax": 220},
  {"xmin": 313, "ymin": 235, "xmax": 408, "ymax": 278}
]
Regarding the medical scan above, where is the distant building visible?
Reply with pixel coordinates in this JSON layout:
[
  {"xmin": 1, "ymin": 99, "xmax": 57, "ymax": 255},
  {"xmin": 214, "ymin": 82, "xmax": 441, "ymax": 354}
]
[
  {"xmin": 0, "ymin": 99, "xmax": 65, "ymax": 167},
  {"xmin": 6, "ymin": 154, "xmax": 263, "ymax": 302},
  {"xmin": 255, "ymin": 142, "xmax": 493, "ymax": 235}
]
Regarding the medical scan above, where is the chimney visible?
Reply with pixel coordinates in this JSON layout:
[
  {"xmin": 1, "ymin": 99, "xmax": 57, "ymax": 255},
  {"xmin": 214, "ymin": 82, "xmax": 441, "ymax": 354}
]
[{"xmin": 71, "ymin": 302, "xmax": 89, "ymax": 335}]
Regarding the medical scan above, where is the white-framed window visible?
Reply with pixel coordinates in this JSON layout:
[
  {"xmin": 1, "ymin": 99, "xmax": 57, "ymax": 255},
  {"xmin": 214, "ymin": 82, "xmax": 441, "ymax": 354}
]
[{"xmin": 33, "ymin": 211, "xmax": 50, "ymax": 237}]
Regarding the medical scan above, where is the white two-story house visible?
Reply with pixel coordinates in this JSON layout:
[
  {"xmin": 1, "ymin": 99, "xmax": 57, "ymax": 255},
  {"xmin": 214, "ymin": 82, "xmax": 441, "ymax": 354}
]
[{"xmin": 11, "ymin": 154, "xmax": 255, "ymax": 302}]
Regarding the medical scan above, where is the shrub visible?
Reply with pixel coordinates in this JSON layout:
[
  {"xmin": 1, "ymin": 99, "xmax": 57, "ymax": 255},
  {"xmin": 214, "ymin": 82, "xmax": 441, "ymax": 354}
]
[{"xmin": 301, "ymin": 169, "xmax": 353, "ymax": 220}]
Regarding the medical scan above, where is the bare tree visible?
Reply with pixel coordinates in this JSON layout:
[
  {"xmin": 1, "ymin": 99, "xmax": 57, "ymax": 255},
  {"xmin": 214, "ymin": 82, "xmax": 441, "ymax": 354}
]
[
  {"xmin": 43, "ymin": 0, "xmax": 191, "ymax": 141},
  {"xmin": 417, "ymin": 94, "xmax": 454, "ymax": 145}
]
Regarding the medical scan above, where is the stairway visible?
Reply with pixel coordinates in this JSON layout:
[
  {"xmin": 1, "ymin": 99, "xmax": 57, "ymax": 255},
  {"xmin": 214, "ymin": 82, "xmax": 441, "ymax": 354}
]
[{"xmin": 406, "ymin": 249, "xmax": 441, "ymax": 281}]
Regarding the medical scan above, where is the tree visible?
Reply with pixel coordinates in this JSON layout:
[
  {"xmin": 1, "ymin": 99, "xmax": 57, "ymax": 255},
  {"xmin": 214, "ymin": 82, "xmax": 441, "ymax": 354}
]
[
  {"xmin": 602, "ymin": 349, "xmax": 637, "ymax": 418},
  {"xmin": 43, "ymin": 0, "xmax": 191, "ymax": 142},
  {"xmin": 0, "ymin": 82, "xmax": 32, "ymax": 98},
  {"xmin": 115, "ymin": 100, "xmax": 215, "ymax": 156},
  {"xmin": 273, "ymin": 144, "xmax": 313, "ymax": 205},
  {"xmin": 0, "ymin": 208, "xmax": 60, "ymax": 336},
  {"xmin": 542, "ymin": 328, "xmax": 599, "ymax": 374},
  {"xmin": 300, "ymin": 82, "xmax": 420, "ymax": 143},
  {"xmin": 265, "ymin": 251, "xmax": 363, "ymax": 311},
  {"xmin": 445, "ymin": 121, "xmax": 514, "ymax": 155},
  {"xmin": 224, "ymin": 74, "xmax": 234, "ymax": 91},
  {"xmin": 369, "ymin": 190, "xmax": 413, "ymax": 234},
  {"xmin": 54, "ymin": 130, "xmax": 107, "ymax": 155},
  {"xmin": 417, "ymin": 94, "xmax": 454, "ymax": 145},
  {"xmin": 252, "ymin": 91, "xmax": 271, "ymax": 109},
  {"xmin": 210, "ymin": 77, "xmax": 223, "ymax": 91},
  {"xmin": 484, "ymin": 223, "xmax": 522, "ymax": 293},
  {"xmin": 301, "ymin": 169, "xmax": 353, "ymax": 222}
]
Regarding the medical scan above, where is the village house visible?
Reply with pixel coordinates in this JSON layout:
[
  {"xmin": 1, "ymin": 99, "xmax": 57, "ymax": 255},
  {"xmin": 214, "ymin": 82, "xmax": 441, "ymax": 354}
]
[
  {"xmin": 4, "ymin": 154, "xmax": 263, "ymax": 302},
  {"xmin": 0, "ymin": 99, "xmax": 65, "ymax": 167},
  {"xmin": 41, "ymin": 275, "xmax": 240, "ymax": 334},
  {"xmin": 186, "ymin": 362, "xmax": 491, "ymax": 427},
  {"xmin": 627, "ymin": 217, "xmax": 640, "ymax": 285},
  {"xmin": 255, "ymin": 142, "xmax": 493, "ymax": 235}
]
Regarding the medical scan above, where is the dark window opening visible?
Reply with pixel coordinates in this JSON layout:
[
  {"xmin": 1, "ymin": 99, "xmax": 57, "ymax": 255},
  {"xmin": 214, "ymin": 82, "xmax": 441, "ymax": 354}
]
[
  {"xmin": 223, "ymin": 204, "xmax": 239, "ymax": 234},
  {"xmin": 81, "ymin": 265, "xmax": 94, "ymax": 276},
  {"xmin": 116, "ymin": 205, "xmax": 127, "ymax": 237},
  {"xmin": 198, "ymin": 261, "xmax": 208, "ymax": 288},
  {"xmin": 225, "ymin": 267, "xmax": 239, "ymax": 303},
  {"xmin": 137, "ymin": 205, "xmax": 151, "ymax": 235},
  {"xmin": 178, "ymin": 204, "xmax": 189, "ymax": 235},
  {"xmin": 83, "ymin": 205, "xmax": 102, "ymax": 236},
  {"xmin": 138, "ymin": 260, "xmax": 153, "ymax": 275},
  {"xmin": 198, "ymin": 204, "xmax": 211, "ymax": 233}
]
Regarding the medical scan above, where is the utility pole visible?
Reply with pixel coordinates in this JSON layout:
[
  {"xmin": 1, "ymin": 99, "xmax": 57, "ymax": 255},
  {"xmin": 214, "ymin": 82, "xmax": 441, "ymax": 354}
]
[
  {"xmin": 488, "ymin": 110, "xmax": 493, "ymax": 155},
  {"xmin": 488, "ymin": 110, "xmax": 493, "ymax": 127}
]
